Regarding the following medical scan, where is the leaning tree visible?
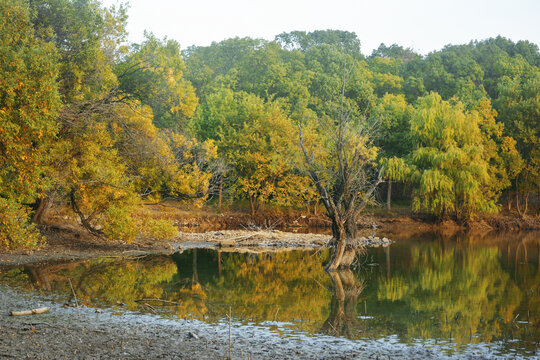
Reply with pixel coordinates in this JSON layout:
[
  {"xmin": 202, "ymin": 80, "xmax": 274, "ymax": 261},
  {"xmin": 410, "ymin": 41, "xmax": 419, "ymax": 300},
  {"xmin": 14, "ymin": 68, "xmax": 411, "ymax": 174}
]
[{"xmin": 298, "ymin": 66, "xmax": 382, "ymax": 271}]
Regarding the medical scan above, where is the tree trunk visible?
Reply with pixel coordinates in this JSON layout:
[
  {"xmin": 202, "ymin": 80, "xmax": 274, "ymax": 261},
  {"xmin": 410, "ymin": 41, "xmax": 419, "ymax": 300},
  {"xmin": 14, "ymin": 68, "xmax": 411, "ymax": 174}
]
[
  {"xmin": 32, "ymin": 197, "xmax": 48, "ymax": 224},
  {"xmin": 326, "ymin": 220, "xmax": 346, "ymax": 271},
  {"xmin": 516, "ymin": 190, "xmax": 530, "ymax": 217},
  {"xmin": 33, "ymin": 194, "xmax": 54, "ymax": 225},
  {"xmin": 326, "ymin": 217, "xmax": 357, "ymax": 271},
  {"xmin": 218, "ymin": 176, "xmax": 223, "ymax": 211},
  {"xmin": 249, "ymin": 196, "xmax": 256, "ymax": 217},
  {"xmin": 386, "ymin": 180, "xmax": 392, "ymax": 211}
]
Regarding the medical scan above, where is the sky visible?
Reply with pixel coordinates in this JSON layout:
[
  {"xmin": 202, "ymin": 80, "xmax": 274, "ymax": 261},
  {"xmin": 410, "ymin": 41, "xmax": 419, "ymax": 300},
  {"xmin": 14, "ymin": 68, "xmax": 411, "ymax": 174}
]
[{"xmin": 102, "ymin": 0, "xmax": 540, "ymax": 55}]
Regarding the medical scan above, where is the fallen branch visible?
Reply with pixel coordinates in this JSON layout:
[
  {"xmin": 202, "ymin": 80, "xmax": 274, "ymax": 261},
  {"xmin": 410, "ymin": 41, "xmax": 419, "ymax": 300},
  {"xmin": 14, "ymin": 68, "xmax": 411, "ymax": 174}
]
[
  {"xmin": 143, "ymin": 303, "xmax": 157, "ymax": 314},
  {"xmin": 11, "ymin": 307, "xmax": 50, "ymax": 316},
  {"xmin": 134, "ymin": 298, "xmax": 180, "ymax": 305}
]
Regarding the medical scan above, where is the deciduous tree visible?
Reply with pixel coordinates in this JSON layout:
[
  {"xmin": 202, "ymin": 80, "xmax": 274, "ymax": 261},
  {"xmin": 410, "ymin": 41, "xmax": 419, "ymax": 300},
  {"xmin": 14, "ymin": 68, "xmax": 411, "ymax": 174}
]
[{"xmin": 0, "ymin": 0, "xmax": 60, "ymax": 247}]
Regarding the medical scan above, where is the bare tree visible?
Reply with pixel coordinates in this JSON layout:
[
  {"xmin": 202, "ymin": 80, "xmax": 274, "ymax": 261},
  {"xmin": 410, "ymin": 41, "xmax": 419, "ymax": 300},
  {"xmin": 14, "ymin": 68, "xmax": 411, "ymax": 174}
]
[{"xmin": 298, "ymin": 66, "xmax": 382, "ymax": 271}]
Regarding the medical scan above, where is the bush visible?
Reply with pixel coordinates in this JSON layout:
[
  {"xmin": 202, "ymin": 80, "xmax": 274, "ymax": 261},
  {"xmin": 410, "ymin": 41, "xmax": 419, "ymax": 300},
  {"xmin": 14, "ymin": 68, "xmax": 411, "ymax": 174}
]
[{"xmin": 0, "ymin": 198, "xmax": 43, "ymax": 249}]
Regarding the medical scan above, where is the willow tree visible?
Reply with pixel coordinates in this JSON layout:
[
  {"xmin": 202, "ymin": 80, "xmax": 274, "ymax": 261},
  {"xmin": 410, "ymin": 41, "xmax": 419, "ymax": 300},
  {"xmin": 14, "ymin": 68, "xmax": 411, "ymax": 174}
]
[
  {"xmin": 298, "ymin": 67, "xmax": 382, "ymax": 271},
  {"xmin": 408, "ymin": 93, "xmax": 512, "ymax": 221}
]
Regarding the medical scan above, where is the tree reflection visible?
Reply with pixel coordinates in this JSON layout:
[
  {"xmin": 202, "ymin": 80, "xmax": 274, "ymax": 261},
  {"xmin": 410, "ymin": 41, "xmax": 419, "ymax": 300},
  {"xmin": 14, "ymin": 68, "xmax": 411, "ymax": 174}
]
[
  {"xmin": 1, "ymin": 257, "xmax": 177, "ymax": 311},
  {"xmin": 321, "ymin": 269, "xmax": 365, "ymax": 338},
  {"xmin": 0, "ymin": 239, "xmax": 537, "ymax": 356},
  {"xmin": 376, "ymin": 241, "xmax": 539, "ymax": 351}
]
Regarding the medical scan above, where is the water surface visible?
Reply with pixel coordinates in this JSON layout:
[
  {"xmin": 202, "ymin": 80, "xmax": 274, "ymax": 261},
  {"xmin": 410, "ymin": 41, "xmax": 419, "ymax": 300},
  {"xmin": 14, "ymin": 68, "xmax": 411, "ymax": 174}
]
[{"xmin": 1, "ymin": 231, "xmax": 538, "ymax": 358}]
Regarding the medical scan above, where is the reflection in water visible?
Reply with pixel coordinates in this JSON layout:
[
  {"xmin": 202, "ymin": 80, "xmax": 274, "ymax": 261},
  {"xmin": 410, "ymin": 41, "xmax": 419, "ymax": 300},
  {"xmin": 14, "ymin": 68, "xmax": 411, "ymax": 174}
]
[
  {"xmin": 321, "ymin": 270, "xmax": 365, "ymax": 338},
  {"xmin": 0, "ymin": 231, "xmax": 538, "ymax": 357},
  {"xmin": 16, "ymin": 257, "xmax": 177, "ymax": 311}
]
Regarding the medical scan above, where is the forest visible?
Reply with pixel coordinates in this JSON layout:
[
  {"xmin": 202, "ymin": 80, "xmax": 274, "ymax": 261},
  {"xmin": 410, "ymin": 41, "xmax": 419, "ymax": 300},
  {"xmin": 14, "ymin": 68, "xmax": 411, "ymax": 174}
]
[{"xmin": 1, "ymin": 0, "xmax": 539, "ymax": 248}]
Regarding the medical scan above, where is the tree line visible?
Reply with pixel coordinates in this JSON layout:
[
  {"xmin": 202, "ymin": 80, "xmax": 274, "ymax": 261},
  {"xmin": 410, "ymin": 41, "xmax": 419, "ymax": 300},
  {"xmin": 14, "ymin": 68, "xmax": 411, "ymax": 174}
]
[{"xmin": 1, "ymin": 0, "xmax": 538, "ymax": 247}]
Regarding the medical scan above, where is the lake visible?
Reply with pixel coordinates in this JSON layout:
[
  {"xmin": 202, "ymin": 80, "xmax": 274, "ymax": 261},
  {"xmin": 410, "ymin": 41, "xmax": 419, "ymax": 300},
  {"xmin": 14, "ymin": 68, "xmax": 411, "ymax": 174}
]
[{"xmin": 1, "ymin": 230, "xmax": 538, "ymax": 358}]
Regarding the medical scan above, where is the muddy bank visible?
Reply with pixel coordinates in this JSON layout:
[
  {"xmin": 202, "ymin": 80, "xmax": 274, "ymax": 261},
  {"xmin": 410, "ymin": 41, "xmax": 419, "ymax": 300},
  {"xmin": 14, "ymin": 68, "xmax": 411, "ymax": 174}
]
[
  {"xmin": 0, "ymin": 225, "xmax": 175, "ymax": 266},
  {"xmin": 0, "ymin": 285, "xmax": 499, "ymax": 359},
  {"xmin": 162, "ymin": 207, "xmax": 540, "ymax": 232}
]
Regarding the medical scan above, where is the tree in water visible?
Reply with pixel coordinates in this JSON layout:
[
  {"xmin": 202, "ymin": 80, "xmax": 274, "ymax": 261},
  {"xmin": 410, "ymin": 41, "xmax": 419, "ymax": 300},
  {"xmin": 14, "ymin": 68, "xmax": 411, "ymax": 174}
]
[{"xmin": 298, "ymin": 66, "xmax": 382, "ymax": 271}]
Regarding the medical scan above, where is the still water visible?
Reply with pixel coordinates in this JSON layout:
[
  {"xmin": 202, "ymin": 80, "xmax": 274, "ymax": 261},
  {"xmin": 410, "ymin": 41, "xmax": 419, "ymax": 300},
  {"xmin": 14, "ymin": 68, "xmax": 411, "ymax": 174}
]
[{"xmin": 1, "ymin": 231, "xmax": 538, "ymax": 357}]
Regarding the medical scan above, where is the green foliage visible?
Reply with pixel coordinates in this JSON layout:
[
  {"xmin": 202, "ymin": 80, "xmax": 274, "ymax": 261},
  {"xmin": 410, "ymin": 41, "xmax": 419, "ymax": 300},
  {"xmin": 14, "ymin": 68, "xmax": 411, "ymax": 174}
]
[
  {"xmin": 408, "ymin": 94, "xmax": 502, "ymax": 220},
  {"xmin": 381, "ymin": 157, "xmax": 410, "ymax": 182},
  {"xmin": 373, "ymin": 94, "xmax": 414, "ymax": 158},
  {"xmin": 495, "ymin": 67, "xmax": 539, "ymax": 212},
  {"xmin": 140, "ymin": 218, "xmax": 178, "ymax": 241},
  {"xmin": 30, "ymin": 0, "xmax": 127, "ymax": 102},
  {"xmin": 193, "ymin": 89, "xmax": 304, "ymax": 213},
  {"xmin": 2, "ymin": 0, "xmax": 539, "ymax": 247},
  {"xmin": 275, "ymin": 30, "xmax": 362, "ymax": 58},
  {"xmin": 16, "ymin": 0, "xmax": 214, "ymax": 242},
  {"xmin": 117, "ymin": 34, "xmax": 198, "ymax": 129},
  {"xmin": 0, "ymin": 198, "xmax": 43, "ymax": 248}
]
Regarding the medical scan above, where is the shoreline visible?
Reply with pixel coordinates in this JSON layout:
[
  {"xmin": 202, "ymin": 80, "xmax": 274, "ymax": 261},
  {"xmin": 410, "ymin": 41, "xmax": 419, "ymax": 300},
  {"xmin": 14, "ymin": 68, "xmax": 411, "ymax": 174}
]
[
  {"xmin": 160, "ymin": 210, "xmax": 540, "ymax": 232},
  {"xmin": 0, "ymin": 209, "xmax": 538, "ymax": 266}
]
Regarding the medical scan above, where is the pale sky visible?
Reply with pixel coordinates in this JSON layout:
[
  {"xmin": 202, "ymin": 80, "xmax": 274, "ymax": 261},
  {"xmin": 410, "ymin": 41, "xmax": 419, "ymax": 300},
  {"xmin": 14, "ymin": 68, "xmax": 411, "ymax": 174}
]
[{"xmin": 102, "ymin": 0, "xmax": 540, "ymax": 55}]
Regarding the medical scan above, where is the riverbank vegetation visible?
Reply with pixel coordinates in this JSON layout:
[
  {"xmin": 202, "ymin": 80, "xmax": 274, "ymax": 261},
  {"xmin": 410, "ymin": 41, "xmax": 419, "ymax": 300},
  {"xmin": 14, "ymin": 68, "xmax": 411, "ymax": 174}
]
[{"xmin": 1, "ymin": 0, "xmax": 539, "ymax": 248}]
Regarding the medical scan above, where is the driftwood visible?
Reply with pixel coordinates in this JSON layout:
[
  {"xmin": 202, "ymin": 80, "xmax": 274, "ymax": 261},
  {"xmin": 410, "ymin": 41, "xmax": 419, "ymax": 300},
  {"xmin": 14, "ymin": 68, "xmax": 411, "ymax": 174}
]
[
  {"xmin": 10, "ymin": 307, "xmax": 50, "ymax": 316},
  {"xmin": 134, "ymin": 298, "xmax": 180, "ymax": 305},
  {"xmin": 143, "ymin": 303, "xmax": 157, "ymax": 314}
]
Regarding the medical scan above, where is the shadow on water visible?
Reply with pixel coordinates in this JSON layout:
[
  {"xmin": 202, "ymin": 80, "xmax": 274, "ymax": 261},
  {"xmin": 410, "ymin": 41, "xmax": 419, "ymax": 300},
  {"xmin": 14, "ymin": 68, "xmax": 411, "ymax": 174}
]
[{"xmin": 0, "ymin": 230, "xmax": 539, "ymax": 357}]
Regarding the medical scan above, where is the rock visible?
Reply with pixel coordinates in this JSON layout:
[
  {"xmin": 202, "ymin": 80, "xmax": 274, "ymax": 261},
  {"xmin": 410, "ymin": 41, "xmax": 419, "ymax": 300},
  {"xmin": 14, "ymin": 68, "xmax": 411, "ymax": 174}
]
[
  {"xmin": 218, "ymin": 240, "xmax": 236, "ymax": 247},
  {"xmin": 187, "ymin": 332, "xmax": 199, "ymax": 339}
]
